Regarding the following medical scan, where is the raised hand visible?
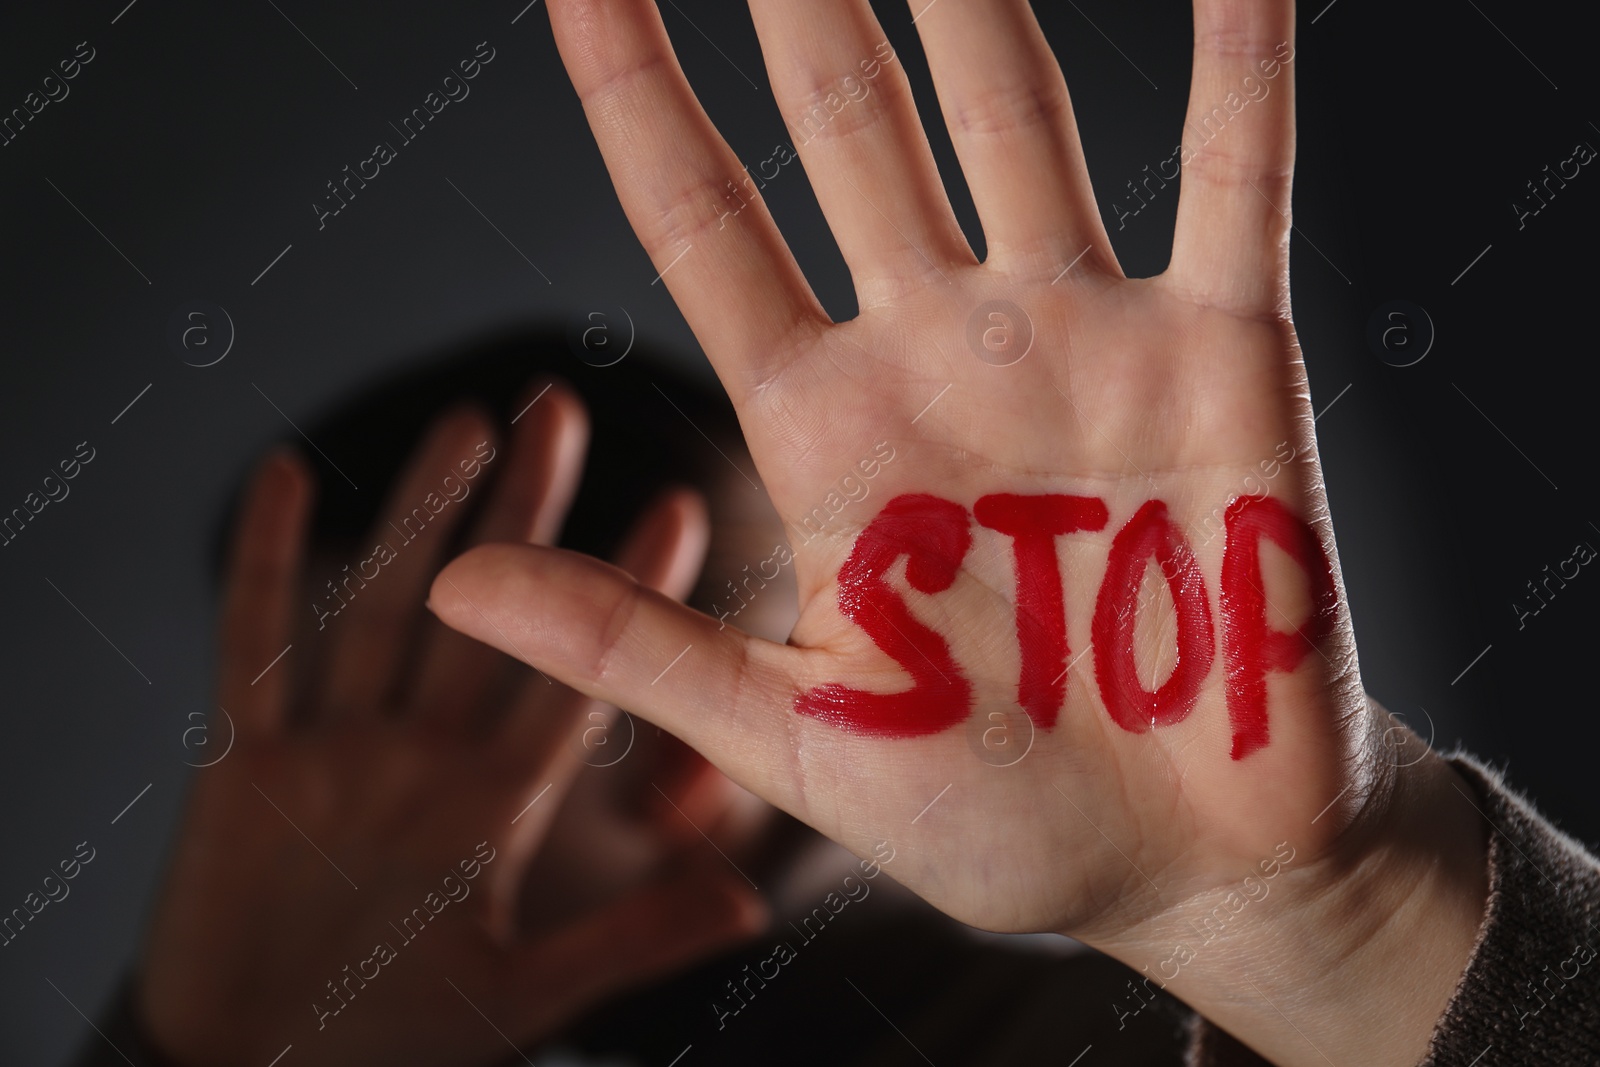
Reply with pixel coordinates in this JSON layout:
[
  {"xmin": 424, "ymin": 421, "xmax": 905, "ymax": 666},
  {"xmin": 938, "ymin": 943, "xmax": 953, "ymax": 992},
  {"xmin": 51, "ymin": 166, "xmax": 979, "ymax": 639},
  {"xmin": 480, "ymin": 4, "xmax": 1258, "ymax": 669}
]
[
  {"xmin": 139, "ymin": 385, "xmax": 763, "ymax": 1067},
  {"xmin": 433, "ymin": 5, "xmax": 1487, "ymax": 1064}
]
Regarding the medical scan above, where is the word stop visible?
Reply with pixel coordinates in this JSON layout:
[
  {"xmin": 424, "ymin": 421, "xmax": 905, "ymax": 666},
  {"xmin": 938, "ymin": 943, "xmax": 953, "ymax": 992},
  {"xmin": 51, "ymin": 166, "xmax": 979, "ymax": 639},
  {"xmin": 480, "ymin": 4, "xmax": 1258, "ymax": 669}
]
[{"xmin": 794, "ymin": 493, "xmax": 1337, "ymax": 760}]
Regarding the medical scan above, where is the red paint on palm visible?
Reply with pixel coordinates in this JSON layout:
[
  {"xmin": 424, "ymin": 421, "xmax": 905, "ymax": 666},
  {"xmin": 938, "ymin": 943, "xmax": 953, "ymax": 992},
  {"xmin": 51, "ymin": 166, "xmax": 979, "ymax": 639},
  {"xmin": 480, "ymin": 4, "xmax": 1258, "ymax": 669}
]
[
  {"xmin": 794, "ymin": 494, "xmax": 973, "ymax": 737},
  {"xmin": 1092, "ymin": 500, "xmax": 1215, "ymax": 732},
  {"xmin": 974, "ymin": 493, "xmax": 1109, "ymax": 729},
  {"xmin": 1220, "ymin": 495, "xmax": 1338, "ymax": 760}
]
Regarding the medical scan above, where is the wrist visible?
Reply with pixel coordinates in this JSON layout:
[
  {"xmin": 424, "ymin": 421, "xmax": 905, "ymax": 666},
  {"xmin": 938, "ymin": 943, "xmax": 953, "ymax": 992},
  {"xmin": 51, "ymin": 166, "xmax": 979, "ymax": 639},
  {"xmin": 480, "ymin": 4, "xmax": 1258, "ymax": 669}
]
[{"xmin": 1096, "ymin": 738, "xmax": 1489, "ymax": 1066}]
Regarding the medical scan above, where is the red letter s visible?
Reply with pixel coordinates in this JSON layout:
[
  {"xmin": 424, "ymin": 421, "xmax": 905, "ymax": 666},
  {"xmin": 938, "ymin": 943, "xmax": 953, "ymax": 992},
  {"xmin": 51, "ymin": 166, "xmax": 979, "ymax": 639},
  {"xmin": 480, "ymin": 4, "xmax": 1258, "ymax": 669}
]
[{"xmin": 795, "ymin": 494, "xmax": 972, "ymax": 737}]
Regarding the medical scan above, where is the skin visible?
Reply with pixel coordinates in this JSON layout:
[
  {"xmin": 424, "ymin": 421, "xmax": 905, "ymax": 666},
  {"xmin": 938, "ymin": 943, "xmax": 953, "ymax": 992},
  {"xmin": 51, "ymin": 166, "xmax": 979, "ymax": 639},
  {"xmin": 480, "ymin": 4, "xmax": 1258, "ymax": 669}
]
[
  {"xmin": 139, "ymin": 383, "xmax": 766, "ymax": 1067},
  {"xmin": 432, "ymin": 2, "xmax": 1490, "ymax": 1065}
]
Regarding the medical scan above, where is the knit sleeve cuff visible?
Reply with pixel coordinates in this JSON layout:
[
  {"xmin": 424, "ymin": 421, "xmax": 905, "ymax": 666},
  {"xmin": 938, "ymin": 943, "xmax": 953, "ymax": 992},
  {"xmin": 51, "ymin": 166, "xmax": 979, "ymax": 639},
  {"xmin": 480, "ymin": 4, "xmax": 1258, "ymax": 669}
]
[{"xmin": 1417, "ymin": 754, "xmax": 1600, "ymax": 1065}]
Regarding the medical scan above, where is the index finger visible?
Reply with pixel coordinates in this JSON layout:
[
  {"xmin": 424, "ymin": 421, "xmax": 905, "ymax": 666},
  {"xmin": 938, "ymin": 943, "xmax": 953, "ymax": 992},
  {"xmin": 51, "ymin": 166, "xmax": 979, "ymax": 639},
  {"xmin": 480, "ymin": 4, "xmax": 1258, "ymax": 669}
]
[{"xmin": 217, "ymin": 450, "xmax": 313, "ymax": 736}]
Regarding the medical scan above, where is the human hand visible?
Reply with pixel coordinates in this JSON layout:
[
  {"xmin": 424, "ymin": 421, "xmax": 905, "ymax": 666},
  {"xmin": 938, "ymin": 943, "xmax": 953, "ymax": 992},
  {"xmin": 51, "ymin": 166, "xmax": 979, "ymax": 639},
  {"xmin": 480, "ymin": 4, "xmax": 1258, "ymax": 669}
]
[
  {"xmin": 433, "ymin": 5, "xmax": 1487, "ymax": 1064},
  {"xmin": 139, "ymin": 386, "xmax": 764, "ymax": 1067}
]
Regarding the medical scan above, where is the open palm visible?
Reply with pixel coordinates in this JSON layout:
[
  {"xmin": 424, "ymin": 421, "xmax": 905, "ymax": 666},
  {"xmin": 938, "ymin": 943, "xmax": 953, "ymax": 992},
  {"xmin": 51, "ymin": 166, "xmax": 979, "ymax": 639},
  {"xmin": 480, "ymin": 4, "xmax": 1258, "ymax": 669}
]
[
  {"xmin": 141, "ymin": 393, "xmax": 762, "ymax": 1067},
  {"xmin": 436, "ymin": 0, "xmax": 1374, "ymax": 954}
]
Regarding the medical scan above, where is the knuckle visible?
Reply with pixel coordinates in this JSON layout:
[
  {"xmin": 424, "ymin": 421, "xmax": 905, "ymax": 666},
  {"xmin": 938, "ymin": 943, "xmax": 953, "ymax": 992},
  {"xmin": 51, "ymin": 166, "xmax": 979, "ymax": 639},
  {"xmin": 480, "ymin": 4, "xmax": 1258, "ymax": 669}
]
[
  {"xmin": 1192, "ymin": 0, "xmax": 1289, "ymax": 58},
  {"xmin": 588, "ymin": 577, "xmax": 645, "ymax": 687},
  {"xmin": 948, "ymin": 77, "xmax": 1071, "ymax": 140},
  {"xmin": 648, "ymin": 169, "xmax": 744, "ymax": 251},
  {"xmin": 1182, "ymin": 145, "xmax": 1293, "ymax": 189},
  {"xmin": 783, "ymin": 66, "xmax": 905, "ymax": 147}
]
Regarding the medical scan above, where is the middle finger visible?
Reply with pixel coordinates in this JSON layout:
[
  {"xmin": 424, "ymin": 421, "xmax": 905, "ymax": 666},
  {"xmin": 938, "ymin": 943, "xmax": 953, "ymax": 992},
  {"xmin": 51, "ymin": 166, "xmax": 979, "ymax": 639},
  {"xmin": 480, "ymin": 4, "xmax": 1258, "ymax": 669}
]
[{"xmin": 750, "ymin": 0, "xmax": 976, "ymax": 302}]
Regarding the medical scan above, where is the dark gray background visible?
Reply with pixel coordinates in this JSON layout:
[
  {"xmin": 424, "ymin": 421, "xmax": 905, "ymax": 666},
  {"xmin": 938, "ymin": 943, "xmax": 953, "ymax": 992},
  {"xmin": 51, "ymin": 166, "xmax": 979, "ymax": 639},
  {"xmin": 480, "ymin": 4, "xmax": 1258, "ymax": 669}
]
[{"xmin": 1, "ymin": 1, "xmax": 1595, "ymax": 1063}]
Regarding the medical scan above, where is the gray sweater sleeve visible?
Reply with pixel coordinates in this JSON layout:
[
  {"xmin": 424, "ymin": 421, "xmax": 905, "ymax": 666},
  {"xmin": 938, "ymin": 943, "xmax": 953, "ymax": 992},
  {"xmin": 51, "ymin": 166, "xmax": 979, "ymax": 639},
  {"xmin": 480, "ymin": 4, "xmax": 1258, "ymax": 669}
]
[{"xmin": 1189, "ymin": 754, "xmax": 1600, "ymax": 1066}]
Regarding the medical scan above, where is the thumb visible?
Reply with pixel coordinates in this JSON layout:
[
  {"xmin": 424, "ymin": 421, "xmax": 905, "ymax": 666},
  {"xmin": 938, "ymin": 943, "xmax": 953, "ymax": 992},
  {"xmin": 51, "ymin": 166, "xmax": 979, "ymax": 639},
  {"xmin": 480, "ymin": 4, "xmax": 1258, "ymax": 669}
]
[
  {"xmin": 429, "ymin": 542, "xmax": 804, "ymax": 811},
  {"xmin": 506, "ymin": 865, "xmax": 767, "ymax": 1038}
]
